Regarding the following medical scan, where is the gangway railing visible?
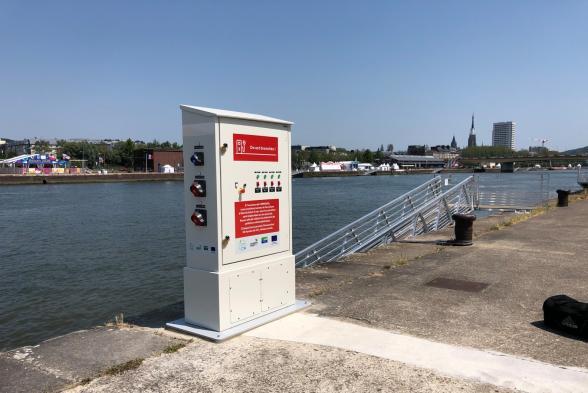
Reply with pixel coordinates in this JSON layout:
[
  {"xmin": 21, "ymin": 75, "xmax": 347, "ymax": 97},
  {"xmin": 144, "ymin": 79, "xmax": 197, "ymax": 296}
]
[
  {"xmin": 475, "ymin": 173, "xmax": 550, "ymax": 211},
  {"xmin": 295, "ymin": 176, "xmax": 475, "ymax": 268},
  {"xmin": 578, "ymin": 166, "xmax": 588, "ymax": 188}
]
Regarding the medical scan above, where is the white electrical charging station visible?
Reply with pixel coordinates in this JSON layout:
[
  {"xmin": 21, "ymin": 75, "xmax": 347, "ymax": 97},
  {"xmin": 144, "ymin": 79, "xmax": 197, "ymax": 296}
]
[{"xmin": 166, "ymin": 105, "xmax": 308, "ymax": 341}]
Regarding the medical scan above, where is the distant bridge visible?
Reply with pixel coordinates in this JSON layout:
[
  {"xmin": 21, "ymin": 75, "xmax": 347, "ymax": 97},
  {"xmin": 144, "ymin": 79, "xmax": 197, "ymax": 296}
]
[{"xmin": 459, "ymin": 155, "xmax": 588, "ymax": 165}]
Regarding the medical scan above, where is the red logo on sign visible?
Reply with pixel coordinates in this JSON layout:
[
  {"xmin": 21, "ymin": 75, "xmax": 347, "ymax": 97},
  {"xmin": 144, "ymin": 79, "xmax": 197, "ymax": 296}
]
[
  {"xmin": 233, "ymin": 133, "xmax": 278, "ymax": 162},
  {"xmin": 234, "ymin": 199, "xmax": 279, "ymax": 238}
]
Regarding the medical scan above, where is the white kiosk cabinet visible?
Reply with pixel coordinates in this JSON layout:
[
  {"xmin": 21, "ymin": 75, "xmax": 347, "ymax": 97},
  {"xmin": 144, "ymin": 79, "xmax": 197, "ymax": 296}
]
[{"xmin": 168, "ymin": 106, "xmax": 305, "ymax": 340}]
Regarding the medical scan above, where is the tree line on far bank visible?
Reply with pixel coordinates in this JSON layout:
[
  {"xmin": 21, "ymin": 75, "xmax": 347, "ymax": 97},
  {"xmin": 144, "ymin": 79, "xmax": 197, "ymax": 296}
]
[
  {"xmin": 292, "ymin": 148, "xmax": 387, "ymax": 170},
  {"xmin": 0, "ymin": 139, "xmax": 181, "ymax": 169},
  {"xmin": 292, "ymin": 145, "xmax": 564, "ymax": 170},
  {"xmin": 460, "ymin": 146, "xmax": 558, "ymax": 158},
  {"xmin": 58, "ymin": 139, "xmax": 182, "ymax": 169},
  {"xmin": 2, "ymin": 138, "xmax": 568, "ymax": 169}
]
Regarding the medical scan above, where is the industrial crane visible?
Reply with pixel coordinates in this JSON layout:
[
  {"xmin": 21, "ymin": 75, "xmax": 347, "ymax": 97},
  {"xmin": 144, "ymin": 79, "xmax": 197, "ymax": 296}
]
[{"xmin": 534, "ymin": 138, "xmax": 549, "ymax": 147}]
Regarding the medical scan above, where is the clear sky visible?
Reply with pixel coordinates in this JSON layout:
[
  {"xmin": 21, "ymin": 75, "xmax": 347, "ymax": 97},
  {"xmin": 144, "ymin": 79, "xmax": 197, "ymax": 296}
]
[{"xmin": 0, "ymin": 1, "xmax": 586, "ymax": 151}]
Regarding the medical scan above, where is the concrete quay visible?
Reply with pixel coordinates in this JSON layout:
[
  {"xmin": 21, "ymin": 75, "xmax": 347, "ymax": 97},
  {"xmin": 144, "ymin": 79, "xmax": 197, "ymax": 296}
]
[
  {"xmin": 2, "ymin": 197, "xmax": 588, "ymax": 392},
  {"xmin": 0, "ymin": 172, "xmax": 182, "ymax": 185}
]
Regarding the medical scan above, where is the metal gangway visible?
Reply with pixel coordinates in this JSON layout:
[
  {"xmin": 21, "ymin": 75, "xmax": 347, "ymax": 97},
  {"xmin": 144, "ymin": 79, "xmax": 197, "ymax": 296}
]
[
  {"xmin": 295, "ymin": 176, "xmax": 476, "ymax": 268},
  {"xmin": 475, "ymin": 173, "xmax": 550, "ymax": 211}
]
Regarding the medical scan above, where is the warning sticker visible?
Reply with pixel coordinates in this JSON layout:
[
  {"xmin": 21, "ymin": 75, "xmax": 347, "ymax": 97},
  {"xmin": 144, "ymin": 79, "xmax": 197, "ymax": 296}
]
[{"xmin": 234, "ymin": 199, "xmax": 279, "ymax": 238}]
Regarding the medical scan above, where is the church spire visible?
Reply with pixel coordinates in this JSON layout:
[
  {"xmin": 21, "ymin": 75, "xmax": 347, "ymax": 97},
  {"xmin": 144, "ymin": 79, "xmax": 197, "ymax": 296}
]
[
  {"xmin": 470, "ymin": 113, "xmax": 475, "ymax": 135},
  {"xmin": 467, "ymin": 113, "xmax": 477, "ymax": 148}
]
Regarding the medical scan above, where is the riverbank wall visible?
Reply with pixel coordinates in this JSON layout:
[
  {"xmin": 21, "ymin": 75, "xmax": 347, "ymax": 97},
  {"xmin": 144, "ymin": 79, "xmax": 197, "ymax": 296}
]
[
  {"xmin": 3, "ymin": 195, "xmax": 588, "ymax": 392},
  {"xmin": 0, "ymin": 173, "xmax": 183, "ymax": 185},
  {"xmin": 2, "ymin": 169, "xmax": 476, "ymax": 183},
  {"xmin": 293, "ymin": 168, "xmax": 460, "ymax": 178}
]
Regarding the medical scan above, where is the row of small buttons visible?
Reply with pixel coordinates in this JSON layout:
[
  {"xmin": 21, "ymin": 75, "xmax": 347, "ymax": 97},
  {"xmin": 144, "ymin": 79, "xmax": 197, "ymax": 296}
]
[{"xmin": 255, "ymin": 187, "xmax": 283, "ymax": 193}]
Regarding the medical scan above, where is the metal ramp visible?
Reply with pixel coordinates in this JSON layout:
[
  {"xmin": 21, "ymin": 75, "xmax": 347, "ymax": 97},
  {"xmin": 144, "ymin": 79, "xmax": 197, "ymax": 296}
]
[
  {"xmin": 295, "ymin": 176, "xmax": 476, "ymax": 268},
  {"xmin": 475, "ymin": 173, "xmax": 550, "ymax": 211},
  {"xmin": 363, "ymin": 169, "xmax": 379, "ymax": 176}
]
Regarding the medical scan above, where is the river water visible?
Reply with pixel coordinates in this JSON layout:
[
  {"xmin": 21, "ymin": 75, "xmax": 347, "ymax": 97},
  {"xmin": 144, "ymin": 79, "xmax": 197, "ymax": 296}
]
[{"xmin": 0, "ymin": 171, "xmax": 583, "ymax": 350}]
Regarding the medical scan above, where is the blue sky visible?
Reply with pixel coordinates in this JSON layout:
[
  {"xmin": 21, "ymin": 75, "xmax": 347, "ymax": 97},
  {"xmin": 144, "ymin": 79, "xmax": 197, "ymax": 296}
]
[{"xmin": 0, "ymin": 1, "xmax": 586, "ymax": 151}]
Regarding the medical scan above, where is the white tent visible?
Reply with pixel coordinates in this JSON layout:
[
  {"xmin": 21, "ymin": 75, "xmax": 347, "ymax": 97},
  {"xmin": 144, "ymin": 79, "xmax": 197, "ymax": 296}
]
[
  {"xmin": 319, "ymin": 162, "xmax": 342, "ymax": 172},
  {"xmin": 160, "ymin": 164, "xmax": 175, "ymax": 173}
]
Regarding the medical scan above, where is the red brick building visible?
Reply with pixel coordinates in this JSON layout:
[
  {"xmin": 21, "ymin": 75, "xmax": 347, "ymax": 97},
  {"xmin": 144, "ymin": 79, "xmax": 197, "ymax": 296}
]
[
  {"xmin": 135, "ymin": 149, "xmax": 183, "ymax": 172},
  {"xmin": 153, "ymin": 150, "xmax": 183, "ymax": 172}
]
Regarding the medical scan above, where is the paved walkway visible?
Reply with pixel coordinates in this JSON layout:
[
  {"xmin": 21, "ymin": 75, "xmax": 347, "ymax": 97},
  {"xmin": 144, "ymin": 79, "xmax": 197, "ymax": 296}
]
[
  {"xmin": 247, "ymin": 313, "xmax": 588, "ymax": 393},
  {"xmin": 301, "ymin": 200, "xmax": 588, "ymax": 370},
  {"xmin": 66, "ymin": 335, "xmax": 511, "ymax": 393}
]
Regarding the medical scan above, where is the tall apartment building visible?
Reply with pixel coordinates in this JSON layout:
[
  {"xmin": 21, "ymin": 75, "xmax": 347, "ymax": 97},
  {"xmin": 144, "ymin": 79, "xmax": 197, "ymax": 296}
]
[{"xmin": 492, "ymin": 122, "xmax": 516, "ymax": 149}]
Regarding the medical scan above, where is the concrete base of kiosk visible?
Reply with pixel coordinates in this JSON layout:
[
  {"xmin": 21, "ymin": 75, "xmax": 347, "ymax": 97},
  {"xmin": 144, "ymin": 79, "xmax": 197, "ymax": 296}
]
[{"xmin": 166, "ymin": 299, "xmax": 310, "ymax": 342}]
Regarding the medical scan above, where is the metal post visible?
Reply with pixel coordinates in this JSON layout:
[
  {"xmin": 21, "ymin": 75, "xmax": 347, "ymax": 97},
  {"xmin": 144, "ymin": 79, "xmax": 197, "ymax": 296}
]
[
  {"xmin": 462, "ymin": 184, "xmax": 472, "ymax": 211},
  {"xmin": 455, "ymin": 188, "xmax": 463, "ymax": 214},
  {"xmin": 442, "ymin": 196, "xmax": 452, "ymax": 222},
  {"xmin": 434, "ymin": 200, "xmax": 441, "ymax": 230},
  {"xmin": 475, "ymin": 175, "xmax": 480, "ymax": 209},
  {"xmin": 547, "ymin": 173, "xmax": 551, "ymax": 206}
]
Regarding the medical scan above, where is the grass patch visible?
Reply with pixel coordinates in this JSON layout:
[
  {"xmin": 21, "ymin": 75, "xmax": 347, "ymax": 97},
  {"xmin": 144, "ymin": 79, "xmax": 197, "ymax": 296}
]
[
  {"xmin": 307, "ymin": 289, "xmax": 326, "ymax": 298},
  {"xmin": 394, "ymin": 255, "xmax": 408, "ymax": 266},
  {"xmin": 490, "ymin": 223, "xmax": 501, "ymax": 231},
  {"xmin": 162, "ymin": 342, "xmax": 186, "ymax": 354},
  {"xmin": 105, "ymin": 313, "xmax": 131, "ymax": 328},
  {"xmin": 103, "ymin": 358, "xmax": 144, "ymax": 376},
  {"xmin": 491, "ymin": 205, "xmax": 550, "ymax": 231},
  {"xmin": 570, "ymin": 193, "xmax": 588, "ymax": 202}
]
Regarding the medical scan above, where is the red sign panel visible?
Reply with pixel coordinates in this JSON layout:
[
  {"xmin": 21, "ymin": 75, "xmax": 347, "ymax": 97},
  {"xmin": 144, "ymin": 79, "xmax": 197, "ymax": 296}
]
[
  {"xmin": 234, "ymin": 199, "xmax": 279, "ymax": 238},
  {"xmin": 233, "ymin": 133, "xmax": 278, "ymax": 162}
]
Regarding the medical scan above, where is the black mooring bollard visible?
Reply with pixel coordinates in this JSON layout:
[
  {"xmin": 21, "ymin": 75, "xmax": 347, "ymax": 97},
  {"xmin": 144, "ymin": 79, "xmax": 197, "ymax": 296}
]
[
  {"xmin": 451, "ymin": 213, "xmax": 476, "ymax": 246},
  {"xmin": 556, "ymin": 189, "xmax": 570, "ymax": 207}
]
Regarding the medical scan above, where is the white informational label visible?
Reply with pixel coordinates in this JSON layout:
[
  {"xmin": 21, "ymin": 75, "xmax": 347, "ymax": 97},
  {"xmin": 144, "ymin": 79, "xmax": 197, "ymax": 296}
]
[{"xmin": 236, "ymin": 233, "xmax": 280, "ymax": 254}]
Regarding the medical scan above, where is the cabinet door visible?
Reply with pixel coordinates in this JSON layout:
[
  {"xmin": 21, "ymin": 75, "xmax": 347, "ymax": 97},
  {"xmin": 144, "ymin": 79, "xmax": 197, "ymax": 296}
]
[
  {"xmin": 261, "ymin": 260, "xmax": 294, "ymax": 312},
  {"xmin": 229, "ymin": 269, "xmax": 262, "ymax": 324},
  {"xmin": 219, "ymin": 119, "xmax": 291, "ymax": 265}
]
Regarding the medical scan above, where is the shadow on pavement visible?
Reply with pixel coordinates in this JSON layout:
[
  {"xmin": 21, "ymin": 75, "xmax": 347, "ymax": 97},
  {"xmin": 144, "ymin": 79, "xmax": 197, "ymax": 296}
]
[
  {"xmin": 530, "ymin": 320, "xmax": 588, "ymax": 342},
  {"xmin": 127, "ymin": 302, "xmax": 184, "ymax": 328}
]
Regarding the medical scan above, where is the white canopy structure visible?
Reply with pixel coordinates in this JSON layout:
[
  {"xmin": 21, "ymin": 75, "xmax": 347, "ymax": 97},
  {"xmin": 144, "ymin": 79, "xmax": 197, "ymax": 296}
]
[
  {"xmin": 160, "ymin": 164, "xmax": 175, "ymax": 173},
  {"xmin": 0, "ymin": 154, "xmax": 35, "ymax": 165}
]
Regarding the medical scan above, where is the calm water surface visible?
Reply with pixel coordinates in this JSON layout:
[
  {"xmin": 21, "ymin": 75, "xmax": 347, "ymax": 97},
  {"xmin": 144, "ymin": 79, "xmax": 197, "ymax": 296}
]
[{"xmin": 0, "ymin": 172, "xmax": 582, "ymax": 350}]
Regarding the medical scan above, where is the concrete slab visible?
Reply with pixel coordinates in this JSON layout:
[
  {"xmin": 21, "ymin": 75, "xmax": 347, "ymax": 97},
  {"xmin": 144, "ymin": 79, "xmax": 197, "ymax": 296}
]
[
  {"xmin": 2, "ymin": 327, "xmax": 186, "ymax": 392},
  {"xmin": 304, "ymin": 201, "xmax": 588, "ymax": 368},
  {"xmin": 0, "ymin": 355, "xmax": 69, "ymax": 393},
  {"xmin": 66, "ymin": 336, "xmax": 514, "ymax": 393},
  {"xmin": 19, "ymin": 327, "xmax": 183, "ymax": 381}
]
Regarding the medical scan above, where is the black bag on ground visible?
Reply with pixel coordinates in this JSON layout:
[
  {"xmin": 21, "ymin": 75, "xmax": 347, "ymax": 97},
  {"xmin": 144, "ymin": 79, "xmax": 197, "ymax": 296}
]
[{"xmin": 543, "ymin": 295, "xmax": 588, "ymax": 338}]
